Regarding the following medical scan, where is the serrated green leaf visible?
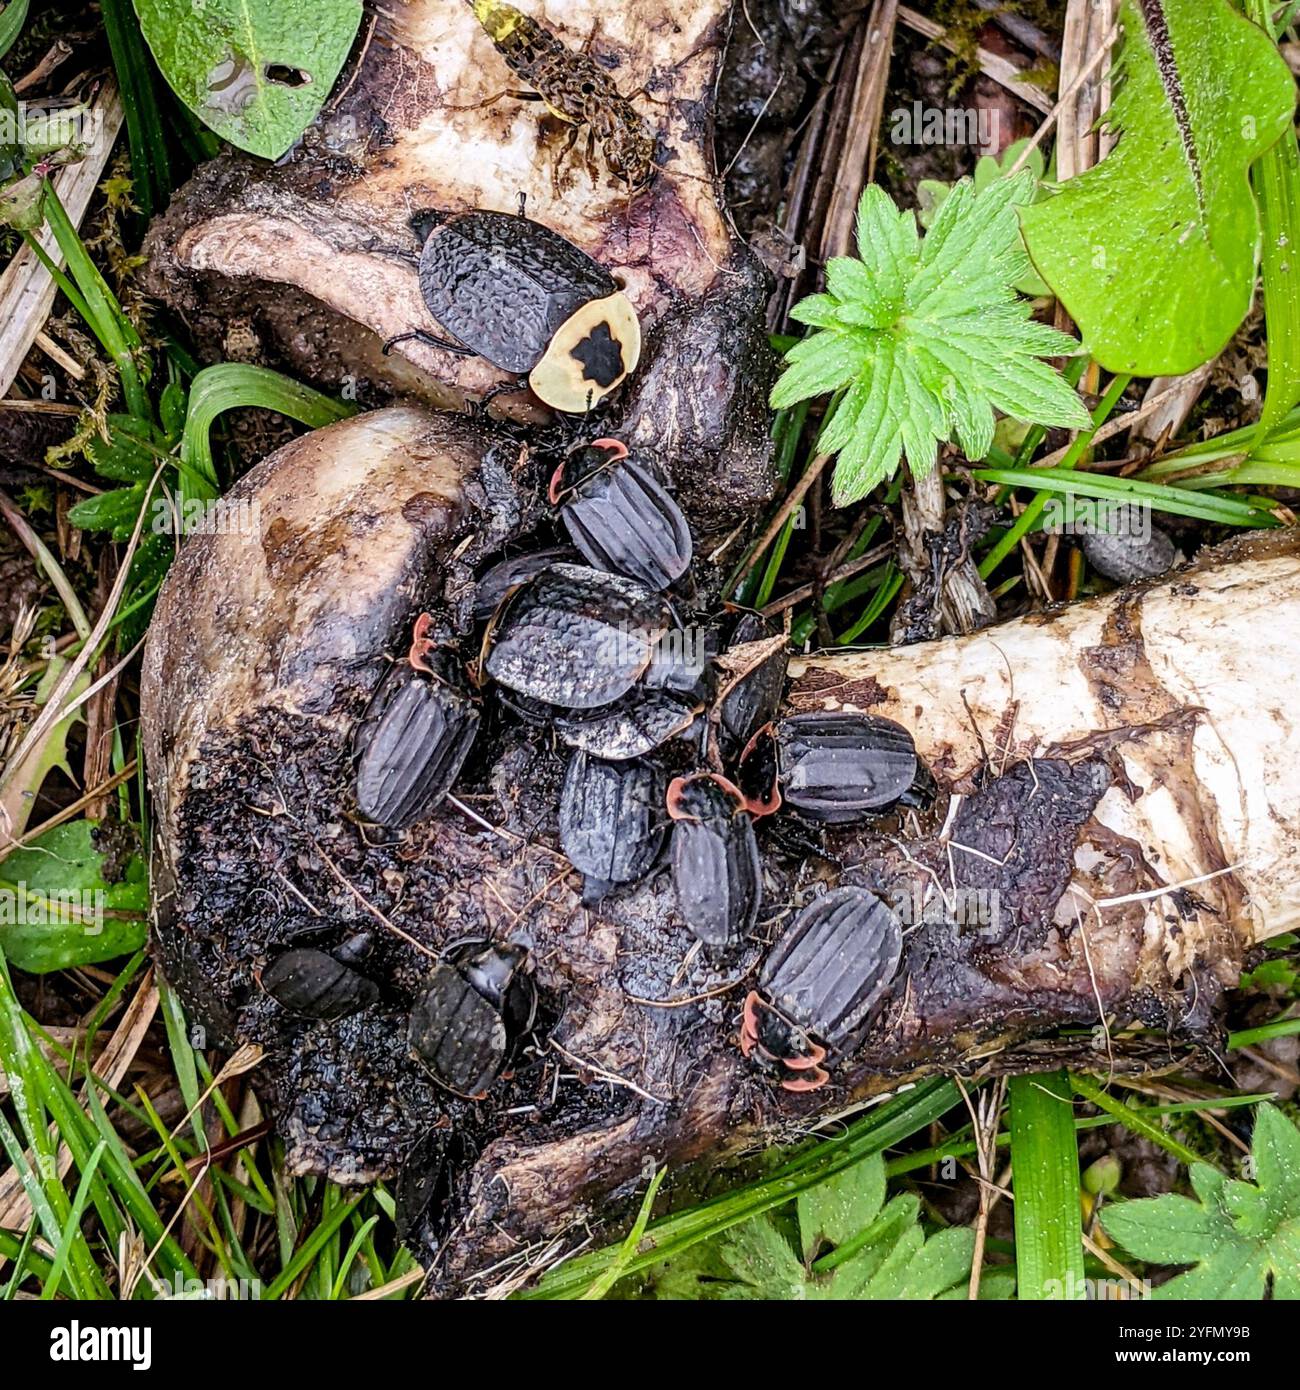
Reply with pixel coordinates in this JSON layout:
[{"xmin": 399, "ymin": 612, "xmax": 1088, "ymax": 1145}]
[
  {"xmin": 789, "ymin": 293, "xmax": 842, "ymax": 329},
  {"xmin": 774, "ymin": 174, "xmax": 1089, "ymax": 506},
  {"xmin": 1020, "ymin": 0, "xmax": 1297, "ymax": 375},
  {"xmin": 854, "ymin": 185, "xmax": 918, "ymax": 300},
  {"xmin": 879, "ymin": 1225, "xmax": 975, "ymax": 1299},
  {"xmin": 635, "ymin": 1158, "xmax": 976, "ymax": 1302},
  {"xmin": 133, "ymin": 0, "xmax": 363, "ymax": 160},
  {"xmin": 769, "ymin": 331, "xmax": 869, "ymax": 408},
  {"xmin": 1100, "ymin": 1104, "xmax": 1300, "ymax": 1300},
  {"xmin": 797, "ymin": 1152, "xmax": 885, "ymax": 1259}
]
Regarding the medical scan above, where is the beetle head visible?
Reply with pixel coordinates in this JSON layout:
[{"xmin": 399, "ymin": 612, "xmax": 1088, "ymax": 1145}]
[
  {"xmin": 740, "ymin": 991, "xmax": 830, "ymax": 1091},
  {"xmin": 408, "ymin": 207, "xmax": 446, "ymax": 246},
  {"xmin": 736, "ymin": 723, "xmax": 782, "ymax": 817},
  {"xmin": 666, "ymin": 771, "xmax": 747, "ymax": 824}
]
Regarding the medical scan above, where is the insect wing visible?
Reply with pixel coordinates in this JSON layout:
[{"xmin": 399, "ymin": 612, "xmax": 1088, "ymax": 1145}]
[
  {"xmin": 777, "ymin": 713, "xmax": 917, "ymax": 821},
  {"xmin": 418, "ymin": 213, "xmax": 615, "ymax": 375},
  {"xmin": 355, "ymin": 668, "xmax": 480, "ymax": 827},
  {"xmin": 473, "ymin": 546, "xmax": 576, "ymax": 620},
  {"xmin": 560, "ymin": 457, "xmax": 692, "ymax": 590},
  {"xmin": 761, "ymin": 888, "xmax": 902, "ymax": 1047},
  {"xmin": 263, "ymin": 948, "xmax": 379, "ymax": 1021},
  {"xmin": 670, "ymin": 806, "xmax": 762, "ymax": 947},
  {"xmin": 484, "ymin": 563, "xmax": 669, "ymax": 709},
  {"xmin": 409, "ymin": 963, "xmax": 508, "ymax": 1097},
  {"xmin": 559, "ymin": 752, "xmax": 665, "ymax": 882},
  {"xmin": 555, "ymin": 687, "xmax": 696, "ymax": 760}
]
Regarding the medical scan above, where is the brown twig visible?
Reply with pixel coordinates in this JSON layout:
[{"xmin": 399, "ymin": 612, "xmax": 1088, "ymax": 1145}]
[
  {"xmin": 732, "ymin": 453, "xmax": 832, "ymax": 591},
  {"xmin": 819, "ymin": 0, "xmax": 900, "ymax": 261}
]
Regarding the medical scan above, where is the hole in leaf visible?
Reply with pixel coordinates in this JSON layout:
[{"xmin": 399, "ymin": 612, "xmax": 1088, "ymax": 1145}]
[{"xmin": 265, "ymin": 65, "xmax": 312, "ymax": 89}]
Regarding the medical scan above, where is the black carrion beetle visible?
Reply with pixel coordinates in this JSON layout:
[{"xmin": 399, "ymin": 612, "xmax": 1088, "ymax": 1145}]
[
  {"xmin": 550, "ymin": 439, "xmax": 692, "ymax": 590},
  {"xmin": 260, "ymin": 947, "xmax": 380, "ymax": 1021},
  {"xmin": 483, "ymin": 562, "xmax": 670, "ymax": 710},
  {"xmin": 775, "ymin": 711, "xmax": 926, "ymax": 823},
  {"xmin": 404, "ymin": 210, "xmax": 641, "ymax": 413},
  {"xmin": 559, "ymin": 751, "xmax": 666, "ymax": 892},
  {"xmin": 666, "ymin": 772, "xmax": 763, "ymax": 949},
  {"xmin": 353, "ymin": 615, "xmax": 480, "ymax": 828},
  {"xmin": 741, "ymin": 887, "xmax": 902, "ymax": 1091},
  {"xmin": 408, "ymin": 940, "xmax": 536, "ymax": 1098},
  {"xmin": 710, "ymin": 634, "xmax": 789, "ymax": 765}
]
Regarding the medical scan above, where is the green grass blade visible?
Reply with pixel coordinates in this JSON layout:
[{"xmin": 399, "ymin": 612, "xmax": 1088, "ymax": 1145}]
[
  {"xmin": 1229, "ymin": 1015, "xmax": 1300, "ymax": 1050},
  {"xmin": 0, "ymin": 0, "xmax": 28, "ymax": 60},
  {"xmin": 38, "ymin": 185, "xmax": 149, "ymax": 421},
  {"xmin": 1, "ymin": 1221, "xmax": 53, "ymax": 1293},
  {"xmin": 100, "ymin": 0, "xmax": 174, "ymax": 221},
  {"xmin": 262, "ymin": 1194, "xmax": 364, "ymax": 1300},
  {"xmin": 972, "ymin": 466, "xmax": 1276, "ymax": 527},
  {"xmin": 41, "ymin": 1139, "xmax": 106, "ymax": 1299},
  {"xmin": 329, "ymin": 1215, "xmax": 380, "ymax": 1299},
  {"xmin": 178, "ymin": 363, "xmax": 357, "ymax": 501},
  {"xmin": 1008, "ymin": 1071, "xmax": 1085, "ymax": 1301},
  {"xmin": 1070, "ymin": 1072, "xmax": 1203, "ymax": 1169},
  {"xmin": 1249, "ymin": 0, "xmax": 1300, "ymax": 436},
  {"xmin": 580, "ymin": 1167, "xmax": 666, "ymax": 1300},
  {"xmin": 519, "ymin": 1076, "xmax": 962, "ymax": 1300},
  {"xmin": 977, "ymin": 359, "xmax": 1112, "ymax": 578}
]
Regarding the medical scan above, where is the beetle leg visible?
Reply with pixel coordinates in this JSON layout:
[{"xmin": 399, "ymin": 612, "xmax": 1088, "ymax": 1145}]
[
  {"xmin": 444, "ymin": 87, "xmax": 542, "ymax": 112},
  {"xmin": 552, "ymin": 123, "xmax": 582, "ymax": 198},
  {"xmin": 584, "ymin": 125, "xmax": 599, "ymax": 186},
  {"xmin": 469, "ymin": 377, "xmax": 530, "ymax": 418},
  {"xmin": 383, "ymin": 329, "xmax": 477, "ymax": 359}
]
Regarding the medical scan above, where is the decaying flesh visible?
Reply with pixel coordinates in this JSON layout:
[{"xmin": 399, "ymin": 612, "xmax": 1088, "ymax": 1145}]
[
  {"xmin": 142, "ymin": 0, "xmax": 775, "ymax": 521},
  {"xmin": 141, "ymin": 408, "xmax": 1300, "ymax": 1292}
]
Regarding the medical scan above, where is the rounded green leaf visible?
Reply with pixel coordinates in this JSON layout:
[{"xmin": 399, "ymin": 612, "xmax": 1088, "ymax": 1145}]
[
  {"xmin": 1020, "ymin": 0, "xmax": 1297, "ymax": 375},
  {"xmin": 133, "ymin": 0, "xmax": 364, "ymax": 160}
]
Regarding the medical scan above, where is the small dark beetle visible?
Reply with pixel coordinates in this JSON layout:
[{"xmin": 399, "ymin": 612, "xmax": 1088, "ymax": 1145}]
[
  {"xmin": 710, "ymin": 634, "xmax": 789, "ymax": 765},
  {"xmin": 408, "ymin": 940, "xmax": 536, "ymax": 1098},
  {"xmin": 550, "ymin": 439, "xmax": 692, "ymax": 590},
  {"xmin": 775, "ymin": 712, "xmax": 921, "ymax": 823},
  {"xmin": 741, "ymin": 887, "xmax": 902, "ymax": 1091},
  {"xmin": 644, "ymin": 619, "xmax": 718, "ymax": 704},
  {"xmin": 484, "ymin": 562, "xmax": 670, "ymax": 709},
  {"xmin": 261, "ymin": 947, "xmax": 380, "ymax": 1021},
  {"xmin": 559, "ymin": 751, "xmax": 666, "ymax": 889},
  {"xmin": 354, "ymin": 615, "xmax": 480, "ymax": 828},
  {"xmin": 667, "ymin": 772, "xmax": 763, "ymax": 949},
  {"xmin": 1079, "ymin": 503, "xmax": 1176, "ymax": 583},
  {"xmin": 399, "ymin": 210, "xmax": 640, "ymax": 413}
]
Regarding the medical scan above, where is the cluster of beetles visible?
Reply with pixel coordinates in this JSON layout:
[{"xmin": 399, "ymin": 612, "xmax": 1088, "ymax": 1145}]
[{"xmin": 259, "ymin": 206, "xmax": 936, "ymax": 1101}]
